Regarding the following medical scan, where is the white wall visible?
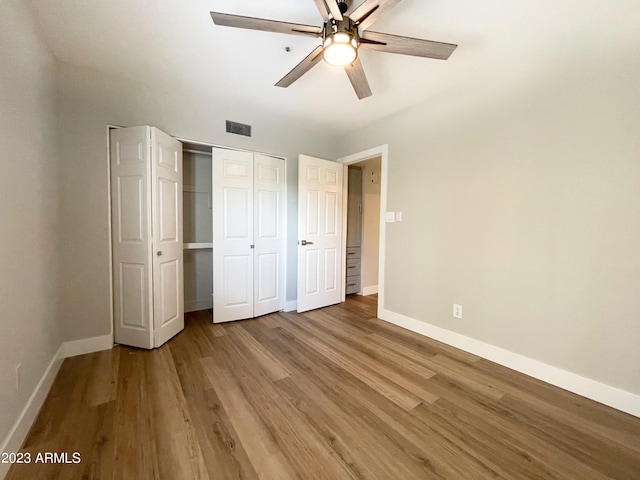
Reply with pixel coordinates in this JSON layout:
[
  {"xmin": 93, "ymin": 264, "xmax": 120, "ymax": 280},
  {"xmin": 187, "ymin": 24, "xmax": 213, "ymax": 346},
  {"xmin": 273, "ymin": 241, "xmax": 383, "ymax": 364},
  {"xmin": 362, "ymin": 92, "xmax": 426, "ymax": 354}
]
[
  {"xmin": 55, "ymin": 62, "xmax": 340, "ymax": 340},
  {"xmin": 337, "ymin": 25, "xmax": 640, "ymax": 395},
  {"xmin": 0, "ymin": 0, "xmax": 62, "ymax": 458}
]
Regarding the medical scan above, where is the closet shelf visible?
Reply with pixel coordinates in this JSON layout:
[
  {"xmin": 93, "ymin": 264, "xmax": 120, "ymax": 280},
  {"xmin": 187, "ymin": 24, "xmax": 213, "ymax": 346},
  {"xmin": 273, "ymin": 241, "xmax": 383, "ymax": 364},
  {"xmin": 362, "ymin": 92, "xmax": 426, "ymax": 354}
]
[{"xmin": 184, "ymin": 242, "xmax": 213, "ymax": 250}]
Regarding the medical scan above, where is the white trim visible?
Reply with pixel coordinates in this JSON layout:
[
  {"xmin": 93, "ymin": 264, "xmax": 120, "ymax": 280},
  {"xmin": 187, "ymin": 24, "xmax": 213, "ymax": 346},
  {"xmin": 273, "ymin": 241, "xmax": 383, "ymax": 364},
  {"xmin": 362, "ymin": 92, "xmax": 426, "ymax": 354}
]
[
  {"xmin": 340, "ymin": 165, "xmax": 348, "ymax": 303},
  {"xmin": 0, "ymin": 345, "xmax": 65, "ymax": 479},
  {"xmin": 338, "ymin": 144, "xmax": 389, "ymax": 318},
  {"xmin": 284, "ymin": 300, "xmax": 297, "ymax": 312},
  {"xmin": 185, "ymin": 299, "xmax": 213, "ymax": 313},
  {"xmin": 361, "ymin": 285, "xmax": 378, "ymax": 296},
  {"xmin": 283, "ymin": 155, "xmax": 289, "ymax": 319},
  {"xmin": 106, "ymin": 126, "xmax": 117, "ymax": 346},
  {"xmin": 379, "ymin": 307, "xmax": 640, "ymax": 418},
  {"xmin": 63, "ymin": 335, "xmax": 113, "ymax": 358}
]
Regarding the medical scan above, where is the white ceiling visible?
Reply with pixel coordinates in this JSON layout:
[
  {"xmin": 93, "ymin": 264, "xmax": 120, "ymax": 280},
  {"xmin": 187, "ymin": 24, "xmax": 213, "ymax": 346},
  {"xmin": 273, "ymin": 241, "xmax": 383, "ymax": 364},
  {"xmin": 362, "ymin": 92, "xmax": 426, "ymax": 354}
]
[{"xmin": 26, "ymin": 0, "xmax": 638, "ymax": 136}]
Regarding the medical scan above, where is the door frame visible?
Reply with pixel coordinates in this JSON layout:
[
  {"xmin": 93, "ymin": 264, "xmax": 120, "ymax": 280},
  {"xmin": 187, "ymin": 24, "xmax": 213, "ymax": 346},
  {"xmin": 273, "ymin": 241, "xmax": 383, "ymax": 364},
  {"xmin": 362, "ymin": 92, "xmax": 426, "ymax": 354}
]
[{"xmin": 337, "ymin": 144, "xmax": 388, "ymax": 318}]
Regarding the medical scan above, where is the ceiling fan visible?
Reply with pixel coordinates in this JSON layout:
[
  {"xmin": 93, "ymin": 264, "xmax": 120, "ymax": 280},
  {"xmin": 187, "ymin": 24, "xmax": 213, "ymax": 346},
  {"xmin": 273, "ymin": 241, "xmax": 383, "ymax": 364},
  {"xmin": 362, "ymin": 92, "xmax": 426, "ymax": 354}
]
[{"xmin": 210, "ymin": 0, "xmax": 457, "ymax": 99}]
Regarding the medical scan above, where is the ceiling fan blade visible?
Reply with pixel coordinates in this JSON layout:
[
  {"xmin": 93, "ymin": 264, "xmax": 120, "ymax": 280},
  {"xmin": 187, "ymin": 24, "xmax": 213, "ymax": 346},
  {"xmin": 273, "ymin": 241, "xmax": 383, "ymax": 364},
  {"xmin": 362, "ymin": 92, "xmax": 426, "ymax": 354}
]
[
  {"xmin": 313, "ymin": 0, "xmax": 331, "ymax": 21},
  {"xmin": 325, "ymin": 0, "xmax": 344, "ymax": 21},
  {"xmin": 275, "ymin": 46, "xmax": 325, "ymax": 88},
  {"xmin": 210, "ymin": 12, "xmax": 322, "ymax": 37},
  {"xmin": 350, "ymin": 0, "xmax": 403, "ymax": 31},
  {"xmin": 360, "ymin": 30, "xmax": 457, "ymax": 60},
  {"xmin": 345, "ymin": 57, "xmax": 372, "ymax": 99}
]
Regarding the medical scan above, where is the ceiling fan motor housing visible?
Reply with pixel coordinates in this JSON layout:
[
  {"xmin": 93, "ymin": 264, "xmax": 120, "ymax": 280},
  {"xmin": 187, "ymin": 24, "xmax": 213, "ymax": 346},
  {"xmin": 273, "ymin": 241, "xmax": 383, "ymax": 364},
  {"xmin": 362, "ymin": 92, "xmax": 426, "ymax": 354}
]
[
  {"xmin": 322, "ymin": 17, "xmax": 360, "ymax": 66},
  {"xmin": 323, "ymin": 17, "xmax": 360, "ymax": 45}
]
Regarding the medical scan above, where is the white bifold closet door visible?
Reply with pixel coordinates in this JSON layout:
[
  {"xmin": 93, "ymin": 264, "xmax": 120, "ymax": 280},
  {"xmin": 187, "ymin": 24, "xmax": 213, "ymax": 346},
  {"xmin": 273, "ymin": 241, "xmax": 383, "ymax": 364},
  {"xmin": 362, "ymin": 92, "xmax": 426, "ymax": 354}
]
[
  {"xmin": 212, "ymin": 148, "xmax": 285, "ymax": 323},
  {"xmin": 110, "ymin": 126, "xmax": 184, "ymax": 349}
]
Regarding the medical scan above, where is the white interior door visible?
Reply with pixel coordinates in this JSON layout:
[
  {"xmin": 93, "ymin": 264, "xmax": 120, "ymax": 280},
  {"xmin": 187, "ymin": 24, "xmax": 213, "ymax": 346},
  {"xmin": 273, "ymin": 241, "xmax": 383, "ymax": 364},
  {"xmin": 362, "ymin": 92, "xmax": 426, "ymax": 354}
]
[
  {"xmin": 213, "ymin": 148, "xmax": 254, "ymax": 323},
  {"xmin": 111, "ymin": 126, "xmax": 154, "ymax": 349},
  {"xmin": 297, "ymin": 155, "xmax": 344, "ymax": 313},
  {"xmin": 253, "ymin": 154, "xmax": 285, "ymax": 317},
  {"xmin": 151, "ymin": 128, "xmax": 184, "ymax": 347}
]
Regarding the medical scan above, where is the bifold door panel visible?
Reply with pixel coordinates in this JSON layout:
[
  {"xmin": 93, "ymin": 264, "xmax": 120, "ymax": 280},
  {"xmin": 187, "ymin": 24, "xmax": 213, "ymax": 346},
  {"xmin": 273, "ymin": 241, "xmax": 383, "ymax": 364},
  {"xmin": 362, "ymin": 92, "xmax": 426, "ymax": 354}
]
[
  {"xmin": 111, "ymin": 126, "xmax": 184, "ymax": 349},
  {"xmin": 213, "ymin": 149, "xmax": 285, "ymax": 323}
]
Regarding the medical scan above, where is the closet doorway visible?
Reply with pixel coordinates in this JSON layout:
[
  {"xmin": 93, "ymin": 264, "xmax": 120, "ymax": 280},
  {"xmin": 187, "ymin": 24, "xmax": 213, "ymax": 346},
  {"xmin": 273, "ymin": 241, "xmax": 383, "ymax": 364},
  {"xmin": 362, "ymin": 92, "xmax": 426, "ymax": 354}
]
[
  {"xmin": 339, "ymin": 145, "xmax": 388, "ymax": 317},
  {"xmin": 183, "ymin": 143, "xmax": 286, "ymax": 324},
  {"xmin": 345, "ymin": 158, "xmax": 382, "ymax": 297}
]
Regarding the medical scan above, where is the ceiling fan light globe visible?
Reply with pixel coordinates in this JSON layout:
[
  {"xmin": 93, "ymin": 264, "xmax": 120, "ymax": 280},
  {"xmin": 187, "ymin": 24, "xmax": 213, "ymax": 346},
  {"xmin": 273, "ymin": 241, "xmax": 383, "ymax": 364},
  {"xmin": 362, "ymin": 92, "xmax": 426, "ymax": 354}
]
[
  {"xmin": 334, "ymin": 32, "xmax": 350, "ymax": 43},
  {"xmin": 323, "ymin": 35, "xmax": 358, "ymax": 66}
]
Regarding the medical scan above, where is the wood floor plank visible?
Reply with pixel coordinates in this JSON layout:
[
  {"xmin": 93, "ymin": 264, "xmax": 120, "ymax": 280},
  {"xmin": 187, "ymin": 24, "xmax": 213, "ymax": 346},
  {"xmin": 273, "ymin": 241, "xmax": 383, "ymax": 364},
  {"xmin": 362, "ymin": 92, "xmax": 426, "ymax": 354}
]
[
  {"xmin": 275, "ymin": 375, "xmax": 446, "ymax": 480},
  {"xmin": 273, "ymin": 311, "xmax": 440, "ymax": 406},
  {"xmin": 430, "ymin": 394, "xmax": 612, "ymax": 480},
  {"xmin": 200, "ymin": 354, "xmax": 297, "ymax": 480},
  {"xmin": 286, "ymin": 325, "xmax": 423, "ymax": 410},
  {"xmin": 260, "ymin": 330, "xmax": 443, "ymax": 478},
  {"xmin": 308, "ymin": 335, "xmax": 440, "ymax": 405},
  {"xmin": 477, "ymin": 356, "xmax": 640, "ymax": 439},
  {"xmin": 206, "ymin": 335, "xmax": 361, "ymax": 480},
  {"xmin": 144, "ymin": 346, "xmax": 209, "ymax": 480},
  {"xmin": 226, "ymin": 324, "xmax": 291, "ymax": 381},
  {"xmin": 412, "ymin": 400, "xmax": 565, "ymax": 480},
  {"xmin": 8, "ymin": 295, "xmax": 640, "ymax": 480},
  {"xmin": 168, "ymin": 320, "xmax": 259, "ymax": 480},
  {"xmin": 112, "ymin": 347, "xmax": 160, "ymax": 480},
  {"xmin": 84, "ymin": 348, "xmax": 120, "ymax": 407},
  {"xmin": 267, "ymin": 335, "xmax": 499, "ymax": 479},
  {"xmin": 446, "ymin": 355, "xmax": 640, "ymax": 452},
  {"xmin": 367, "ymin": 316, "xmax": 481, "ymax": 364},
  {"xmin": 497, "ymin": 393, "xmax": 640, "ymax": 479},
  {"xmin": 211, "ymin": 324, "xmax": 228, "ymax": 337}
]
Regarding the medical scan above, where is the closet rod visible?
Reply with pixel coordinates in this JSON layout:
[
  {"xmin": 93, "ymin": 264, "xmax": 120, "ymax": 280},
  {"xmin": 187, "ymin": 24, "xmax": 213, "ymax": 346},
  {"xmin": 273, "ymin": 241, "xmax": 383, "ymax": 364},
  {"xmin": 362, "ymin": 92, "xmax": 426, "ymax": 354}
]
[{"xmin": 183, "ymin": 148, "xmax": 213, "ymax": 156}]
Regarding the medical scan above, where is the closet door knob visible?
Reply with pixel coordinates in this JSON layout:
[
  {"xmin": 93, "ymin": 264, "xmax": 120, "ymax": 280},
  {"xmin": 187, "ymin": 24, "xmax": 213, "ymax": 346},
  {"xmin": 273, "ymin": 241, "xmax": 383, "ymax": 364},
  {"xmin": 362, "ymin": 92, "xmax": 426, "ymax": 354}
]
[{"xmin": 157, "ymin": 251, "xmax": 162, "ymax": 256}]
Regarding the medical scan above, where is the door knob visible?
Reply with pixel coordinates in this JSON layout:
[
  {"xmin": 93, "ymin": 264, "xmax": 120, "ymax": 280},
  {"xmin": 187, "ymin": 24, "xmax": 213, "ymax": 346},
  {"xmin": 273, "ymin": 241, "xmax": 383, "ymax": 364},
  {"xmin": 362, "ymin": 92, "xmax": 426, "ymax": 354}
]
[
  {"xmin": 157, "ymin": 251, "xmax": 162, "ymax": 256},
  {"xmin": 300, "ymin": 240, "xmax": 314, "ymax": 246}
]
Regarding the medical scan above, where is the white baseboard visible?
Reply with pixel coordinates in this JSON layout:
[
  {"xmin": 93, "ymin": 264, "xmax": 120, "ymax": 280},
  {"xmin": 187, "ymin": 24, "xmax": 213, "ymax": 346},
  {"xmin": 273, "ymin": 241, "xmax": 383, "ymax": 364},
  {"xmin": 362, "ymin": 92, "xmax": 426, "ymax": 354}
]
[
  {"xmin": 0, "ymin": 344, "xmax": 65, "ymax": 479},
  {"xmin": 379, "ymin": 308, "xmax": 640, "ymax": 418},
  {"xmin": 284, "ymin": 300, "xmax": 297, "ymax": 312},
  {"xmin": 185, "ymin": 299, "xmax": 213, "ymax": 313},
  {"xmin": 361, "ymin": 285, "xmax": 378, "ymax": 296},
  {"xmin": 1, "ymin": 333, "xmax": 114, "ymax": 478},
  {"xmin": 64, "ymin": 334, "xmax": 113, "ymax": 358}
]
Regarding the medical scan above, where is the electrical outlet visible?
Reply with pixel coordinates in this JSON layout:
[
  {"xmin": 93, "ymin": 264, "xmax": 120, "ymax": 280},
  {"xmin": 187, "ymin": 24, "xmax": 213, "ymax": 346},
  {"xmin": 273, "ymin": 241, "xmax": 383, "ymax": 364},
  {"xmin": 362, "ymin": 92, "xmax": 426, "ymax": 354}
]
[
  {"xmin": 453, "ymin": 304, "xmax": 463, "ymax": 319},
  {"xmin": 15, "ymin": 363, "xmax": 22, "ymax": 391}
]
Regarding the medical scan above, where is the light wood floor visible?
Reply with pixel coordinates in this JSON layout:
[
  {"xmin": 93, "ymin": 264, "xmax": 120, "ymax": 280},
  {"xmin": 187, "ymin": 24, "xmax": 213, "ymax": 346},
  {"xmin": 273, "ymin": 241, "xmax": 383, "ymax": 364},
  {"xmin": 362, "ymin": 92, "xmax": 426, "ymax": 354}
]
[{"xmin": 8, "ymin": 295, "xmax": 640, "ymax": 479}]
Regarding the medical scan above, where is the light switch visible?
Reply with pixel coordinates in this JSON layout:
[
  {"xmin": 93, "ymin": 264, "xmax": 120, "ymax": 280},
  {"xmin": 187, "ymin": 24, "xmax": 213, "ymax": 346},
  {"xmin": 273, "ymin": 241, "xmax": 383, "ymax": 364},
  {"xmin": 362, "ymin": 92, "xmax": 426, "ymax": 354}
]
[
  {"xmin": 385, "ymin": 211, "xmax": 396, "ymax": 223},
  {"xmin": 396, "ymin": 211, "xmax": 403, "ymax": 222}
]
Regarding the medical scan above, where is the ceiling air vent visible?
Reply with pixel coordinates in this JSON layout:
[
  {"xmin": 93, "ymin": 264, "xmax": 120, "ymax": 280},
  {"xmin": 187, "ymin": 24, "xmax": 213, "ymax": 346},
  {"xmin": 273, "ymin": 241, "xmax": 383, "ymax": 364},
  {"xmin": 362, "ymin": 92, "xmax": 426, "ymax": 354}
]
[{"xmin": 226, "ymin": 120, "xmax": 252, "ymax": 137}]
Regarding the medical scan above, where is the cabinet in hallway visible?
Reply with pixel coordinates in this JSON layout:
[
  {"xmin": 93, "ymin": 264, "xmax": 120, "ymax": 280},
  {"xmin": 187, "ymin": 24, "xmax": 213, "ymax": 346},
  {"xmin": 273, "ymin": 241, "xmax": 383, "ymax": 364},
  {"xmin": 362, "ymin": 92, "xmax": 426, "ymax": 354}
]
[{"xmin": 346, "ymin": 166, "xmax": 362, "ymax": 294}]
